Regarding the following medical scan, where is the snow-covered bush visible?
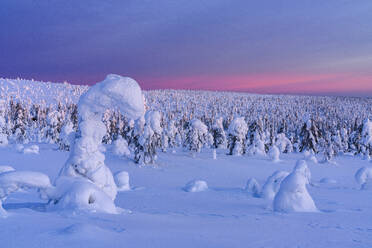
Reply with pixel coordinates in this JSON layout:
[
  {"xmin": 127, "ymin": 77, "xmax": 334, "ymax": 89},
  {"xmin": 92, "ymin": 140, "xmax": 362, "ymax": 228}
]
[
  {"xmin": 245, "ymin": 178, "xmax": 261, "ymax": 197},
  {"xmin": 273, "ymin": 162, "xmax": 317, "ymax": 212},
  {"xmin": 227, "ymin": 117, "xmax": 248, "ymax": 155},
  {"xmin": 355, "ymin": 166, "xmax": 372, "ymax": 190},
  {"xmin": 114, "ymin": 171, "xmax": 130, "ymax": 191},
  {"xmin": 183, "ymin": 180, "xmax": 208, "ymax": 192},
  {"xmin": 260, "ymin": 170, "xmax": 289, "ymax": 200}
]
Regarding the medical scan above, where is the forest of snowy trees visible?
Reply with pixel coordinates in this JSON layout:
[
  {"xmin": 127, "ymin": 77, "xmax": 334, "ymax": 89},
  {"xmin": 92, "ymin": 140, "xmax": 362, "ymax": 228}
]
[{"xmin": 1, "ymin": 78, "xmax": 372, "ymax": 164}]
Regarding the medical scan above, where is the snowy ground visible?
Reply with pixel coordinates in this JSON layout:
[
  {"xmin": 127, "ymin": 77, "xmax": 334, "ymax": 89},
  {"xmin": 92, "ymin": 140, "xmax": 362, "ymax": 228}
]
[{"xmin": 0, "ymin": 145, "xmax": 372, "ymax": 248}]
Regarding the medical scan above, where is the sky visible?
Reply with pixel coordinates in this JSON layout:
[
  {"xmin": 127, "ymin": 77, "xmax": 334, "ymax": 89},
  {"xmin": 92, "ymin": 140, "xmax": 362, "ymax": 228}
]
[{"xmin": 1, "ymin": 0, "xmax": 372, "ymax": 96}]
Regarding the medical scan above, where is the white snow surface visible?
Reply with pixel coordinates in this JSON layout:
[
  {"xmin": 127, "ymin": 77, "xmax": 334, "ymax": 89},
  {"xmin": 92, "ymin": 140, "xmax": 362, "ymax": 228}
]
[{"xmin": 0, "ymin": 146, "xmax": 371, "ymax": 247}]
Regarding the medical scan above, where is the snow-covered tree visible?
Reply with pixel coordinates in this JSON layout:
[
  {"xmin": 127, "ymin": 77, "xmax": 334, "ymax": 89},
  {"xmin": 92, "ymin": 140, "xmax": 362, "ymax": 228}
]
[
  {"xmin": 227, "ymin": 117, "xmax": 248, "ymax": 155},
  {"xmin": 184, "ymin": 119, "xmax": 209, "ymax": 156}
]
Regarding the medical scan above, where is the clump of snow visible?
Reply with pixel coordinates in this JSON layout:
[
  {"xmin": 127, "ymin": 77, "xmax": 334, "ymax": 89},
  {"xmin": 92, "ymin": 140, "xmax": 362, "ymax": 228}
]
[
  {"xmin": 245, "ymin": 178, "xmax": 261, "ymax": 197},
  {"xmin": 114, "ymin": 171, "xmax": 131, "ymax": 191},
  {"xmin": 112, "ymin": 136, "xmax": 130, "ymax": 158},
  {"xmin": 78, "ymin": 74, "xmax": 145, "ymax": 122},
  {"xmin": 269, "ymin": 145, "xmax": 280, "ymax": 162},
  {"xmin": 47, "ymin": 177, "xmax": 118, "ymax": 214},
  {"xmin": 294, "ymin": 160, "xmax": 311, "ymax": 184},
  {"xmin": 273, "ymin": 161, "xmax": 317, "ymax": 212},
  {"xmin": 0, "ymin": 166, "xmax": 15, "ymax": 174},
  {"xmin": 23, "ymin": 145, "xmax": 39, "ymax": 154},
  {"xmin": 260, "ymin": 170, "xmax": 289, "ymax": 200},
  {"xmin": 355, "ymin": 166, "xmax": 372, "ymax": 190},
  {"xmin": 183, "ymin": 180, "xmax": 208, "ymax": 192},
  {"xmin": 0, "ymin": 171, "xmax": 52, "ymax": 216}
]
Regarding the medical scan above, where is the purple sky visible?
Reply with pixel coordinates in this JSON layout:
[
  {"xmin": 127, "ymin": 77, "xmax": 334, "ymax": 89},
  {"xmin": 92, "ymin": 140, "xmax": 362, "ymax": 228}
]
[{"xmin": 1, "ymin": 0, "xmax": 372, "ymax": 96}]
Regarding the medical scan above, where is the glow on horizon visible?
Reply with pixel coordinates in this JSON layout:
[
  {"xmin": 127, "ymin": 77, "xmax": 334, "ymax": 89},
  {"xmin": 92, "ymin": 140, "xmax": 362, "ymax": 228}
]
[{"xmin": 1, "ymin": 0, "xmax": 372, "ymax": 97}]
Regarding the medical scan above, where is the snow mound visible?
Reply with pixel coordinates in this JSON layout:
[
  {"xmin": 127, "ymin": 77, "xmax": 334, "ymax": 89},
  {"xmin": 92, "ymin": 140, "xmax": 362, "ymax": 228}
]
[
  {"xmin": 261, "ymin": 170, "xmax": 289, "ymax": 200},
  {"xmin": 47, "ymin": 177, "xmax": 118, "ymax": 214},
  {"xmin": 183, "ymin": 180, "xmax": 208, "ymax": 192},
  {"xmin": 114, "ymin": 171, "xmax": 131, "ymax": 192},
  {"xmin": 0, "ymin": 166, "xmax": 15, "ymax": 174},
  {"xmin": 273, "ymin": 162, "xmax": 317, "ymax": 213},
  {"xmin": 269, "ymin": 145, "xmax": 280, "ymax": 162},
  {"xmin": 355, "ymin": 166, "xmax": 372, "ymax": 190},
  {"xmin": 0, "ymin": 171, "xmax": 52, "ymax": 216},
  {"xmin": 23, "ymin": 145, "xmax": 39, "ymax": 154},
  {"xmin": 245, "ymin": 178, "xmax": 261, "ymax": 197}
]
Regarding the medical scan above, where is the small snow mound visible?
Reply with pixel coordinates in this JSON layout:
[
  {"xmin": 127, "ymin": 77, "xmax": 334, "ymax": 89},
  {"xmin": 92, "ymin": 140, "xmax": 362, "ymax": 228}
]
[
  {"xmin": 273, "ymin": 162, "xmax": 317, "ymax": 213},
  {"xmin": 48, "ymin": 177, "xmax": 119, "ymax": 214},
  {"xmin": 245, "ymin": 178, "xmax": 261, "ymax": 197},
  {"xmin": 261, "ymin": 170, "xmax": 289, "ymax": 200},
  {"xmin": 112, "ymin": 136, "xmax": 130, "ymax": 157},
  {"xmin": 183, "ymin": 180, "xmax": 208, "ymax": 192},
  {"xmin": 0, "ymin": 170, "xmax": 52, "ymax": 216},
  {"xmin": 23, "ymin": 145, "xmax": 39, "ymax": 154},
  {"xmin": 15, "ymin": 144, "xmax": 24, "ymax": 153},
  {"xmin": 0, "ymin": 166, "xmax": 15, "ymax": 174},
  {"xmin": 355, "ymin": 166, "xmax": 372, "ymax": 190},
  {"xmin": 269, "ymin": 145, "xmax": 280, "ymax": 162},
  {"xmin": 114, "ymin": 171, "xmax": 130, "ymax": 191}
]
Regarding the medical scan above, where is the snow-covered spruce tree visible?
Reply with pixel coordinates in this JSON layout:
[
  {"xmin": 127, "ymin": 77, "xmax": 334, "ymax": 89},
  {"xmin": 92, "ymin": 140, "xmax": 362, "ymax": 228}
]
[
  {"xmin": 246, "ymin": 118, "xmax": 266, "ymax": 156},
  {"xmin": 360, "ymin": 118, "xmax": 372, "ymax": 158},
  {"xmin": 0, "ymin": 100, "xmax": 8, "ymax": 147},
  {"xmin": 184, "ymin": 119, "xmax": 209, "ymax": 156},
  {"xmin": 133, "ymin": 116, "xmax": 145, "ymax": 164},
  {"xmin": 165, "ymin": 119, "xmax": 179, "ymax": 152},
  {"xmin": 299, "ymin": 115, "xmax": 321, "ymax": 154},
  {"xmin": 11, "ymin": 102, "xmax": 28, "ymax": 144},
  {"xmin": 227, "ymin": 117, "xmax": 248, "ymax": 155},
  {"xmin": 137, "ymin": 110, "xmax": 163, "ymax": 164},
  {"xmin": 54, "ymin": 75, "xmax": 145, "ymax": 213},
  {"xmin": 211, "ymin": 116, "xmax": 226, "ymax": 149}
]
